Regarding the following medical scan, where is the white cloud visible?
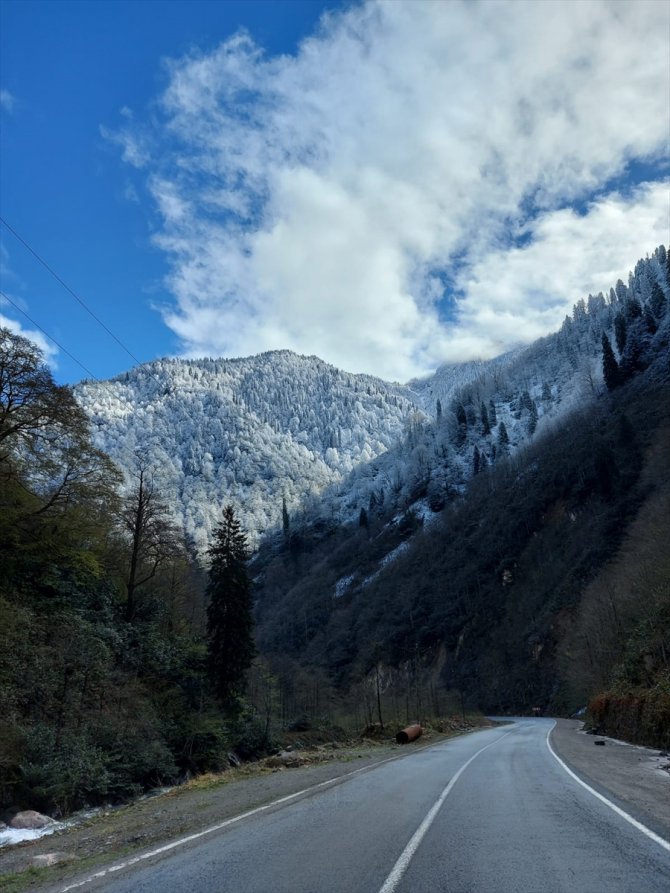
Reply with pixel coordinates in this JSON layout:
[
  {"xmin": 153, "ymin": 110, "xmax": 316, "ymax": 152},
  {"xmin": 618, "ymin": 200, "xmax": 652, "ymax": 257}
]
[
  {"xmin": 0, "ymin": 312, "xmax": 59, "ymax": 366},
  {"xmin": 0, "ymin": 89, "xmax": 16, "ymax": 113},
  {"xmin": 118, "ymin": 0, "xmax": 670, "ymax": 380}
]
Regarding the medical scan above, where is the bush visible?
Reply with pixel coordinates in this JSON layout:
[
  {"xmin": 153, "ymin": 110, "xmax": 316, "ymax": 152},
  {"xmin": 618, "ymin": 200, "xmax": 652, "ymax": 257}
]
[{"xmin": 18, "ymin": 725, "xmax": 110, "ymax": 816}]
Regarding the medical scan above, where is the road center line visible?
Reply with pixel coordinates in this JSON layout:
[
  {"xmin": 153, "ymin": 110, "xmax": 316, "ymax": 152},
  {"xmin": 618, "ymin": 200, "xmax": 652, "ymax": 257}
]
[
  {"xmin": 377, "ymin": 729, "xmax": 515, "ymax": 893},
  {"xmin": 546, "ymin": 722, "xmax": 670, "ymax": 853}
]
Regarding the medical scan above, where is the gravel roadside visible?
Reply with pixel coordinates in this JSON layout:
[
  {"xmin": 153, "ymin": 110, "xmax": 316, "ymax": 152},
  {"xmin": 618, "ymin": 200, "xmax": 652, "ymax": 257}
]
[
  {"xmin": 0, "ymin": 730, "xmax": 464, "ymax": 892},
  {"xmin": 549, "ymin": 718, "xmax": 670, "ymax": 841}
]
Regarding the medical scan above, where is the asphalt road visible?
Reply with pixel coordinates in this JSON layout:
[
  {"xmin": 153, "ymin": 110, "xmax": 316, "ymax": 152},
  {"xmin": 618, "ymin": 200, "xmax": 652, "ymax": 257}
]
[{"xmin": 60, "ymin": 720, "xmax": 670, "ymax": 893}]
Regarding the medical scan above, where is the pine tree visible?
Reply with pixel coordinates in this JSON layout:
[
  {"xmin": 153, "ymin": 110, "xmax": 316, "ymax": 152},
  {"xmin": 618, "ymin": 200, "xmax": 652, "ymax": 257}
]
[
  {"xmin": 480, "ymin": 402, "xmax": 490, "ymax": 436},
  {"xmin": 614, "ymin": 312, "xmax": 627, "ymax": 355},
  {"xmin": 473, "ymin": 445, "xmax": 481, "ymax": 475},
  {"xmin": 436, "ymin": 399, "xmax": 442, "ymax": 423},
  {"xmin": 455, "ymin": 402, "xmax": 467, "ymax": 447},
  {"xmin": 359, "ymin": 506, "xmax": 369, "ymax": 529},
  {"xmin": 498, "ymin": 421, "xmax": 509, "ymax": 450},
  {"xmin": 206, "ymin": 506, "xmax": 255, "ymax": 707},
  {"xmin": 488, "ymin": 399, "xmax": 497, "ymax": 427},
  {"xmin": 527, "ymin": 401, "xmax": 538, "ymax": 436},
  {"xmin": 649, "ymin": 281, "xmax": 667, "ymax": 320},
  {"xmin": 601, "ymin": 333, "xmax": 621, "ymax": 391},
  {"xmin": 282, "ymin": 496, "xmax": 290, "ymax": 538}
]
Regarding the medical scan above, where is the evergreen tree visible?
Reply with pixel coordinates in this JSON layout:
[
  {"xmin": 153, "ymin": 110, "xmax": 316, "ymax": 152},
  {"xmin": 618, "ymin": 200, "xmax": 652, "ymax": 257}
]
[
  {"xmin": 527, "ymin": 401, "xmax": 538, "ymax": 436},
  {"xmin": 601, "ymin": 333, "xmax": 621, "ymax": 391},
  {"xmin": 436, "ymin": 399, "xmax": 442, "ymax": 423},
  {"xmin": 541, "ymin": 381, "xmax": 552, "ymax": 402},
  {"xmin": 625, "ymin": 298, "xmax": 642, "ymax": 321},
  {"xmin": 282, "ymin": 496, "xmax": 290, "ymax": 538},
  {"xmin": 498, "ymin": 421, "xmax": 509, "ymax": 450},
  {"xmin": 643, "ymin": 306, "xmax": 657, "ymax": 336},
  {"xmin": 473, "ymin": 445, "xmax": 481, "ymax": 475},
  {"xmin": 480, "ymin": 402, "xmax": 490, "ymax": 436},
  {"xmin": 455, "ymin": 402, "xmax": 467, "ymax": 447},
  {"xmin": 488, "ymin": 399, "xmax": 497, "ymax": 427},
  {"xmin": 206, "ymin": 506, "xmax": 255, "ymax": 707},
  {"xmin": 614, "ymin": 312, "xmax": 627, "ymax": 355},
  {"xmin": 359, "ymin": 506, "xmax": 369, "ymax": 529},
  {"xmin": 649, "ymin": 281, "xmax": 667, "ymax": 319}
]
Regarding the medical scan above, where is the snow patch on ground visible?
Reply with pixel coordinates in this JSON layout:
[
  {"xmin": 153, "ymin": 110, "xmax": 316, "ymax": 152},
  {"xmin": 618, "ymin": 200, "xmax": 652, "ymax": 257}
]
[
  {"xmin": 0, "ymin": 823, "xmax": 63, "ymax": 848},
  {"xmin": 334, "ymin": 573, "xmax": 356, "ymax": 599}
]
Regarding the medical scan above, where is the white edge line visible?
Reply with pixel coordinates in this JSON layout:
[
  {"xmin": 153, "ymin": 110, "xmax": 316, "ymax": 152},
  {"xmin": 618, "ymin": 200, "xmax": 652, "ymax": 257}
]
[
  {"xmin": 546, "ymin": 720, "xmax": 670, "ymax": 853},
  {"xmin": 377, "ymin": 729, "xmax": 515, "ymax": 893},
  {"xmin": 58, "ymin": 736, "xmax": 465, "ymax": 892}
]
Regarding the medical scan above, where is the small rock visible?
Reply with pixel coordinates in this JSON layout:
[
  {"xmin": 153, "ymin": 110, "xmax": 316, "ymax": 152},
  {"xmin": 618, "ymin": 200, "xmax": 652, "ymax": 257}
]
[
  {"xmin": 10, "ymin": 810, "xmax": 54, "ymax": 829},
  {"xmin": 0, "ymin": 821, "xmax": 7, "ymax": 832},
  {"xmin": 594, "ymin": 740, "xmax": 606, "ymax": 746},
  {"xmin": 30, "ymin": 853, "xmax": 77, "ymax": 868},
  {"xmin": 227, "ymin": 752, "xmax": 242, "ymax": 769}
]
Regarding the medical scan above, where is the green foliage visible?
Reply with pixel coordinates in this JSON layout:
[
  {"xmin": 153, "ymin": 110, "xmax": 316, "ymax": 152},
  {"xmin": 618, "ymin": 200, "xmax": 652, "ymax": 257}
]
[
  {"xmin": 0, "ymin": 329, "xmax": 226, "ymax": 815},
  {"xmin": 206, "ymin": 506, "xmax": 256, "ymax": 707}
]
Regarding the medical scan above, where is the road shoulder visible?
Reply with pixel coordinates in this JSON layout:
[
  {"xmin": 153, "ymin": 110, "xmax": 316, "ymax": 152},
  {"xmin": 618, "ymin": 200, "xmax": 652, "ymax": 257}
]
[{"xmin": 549, "ymin": 718, "xmax": 670, "ymax": 842}]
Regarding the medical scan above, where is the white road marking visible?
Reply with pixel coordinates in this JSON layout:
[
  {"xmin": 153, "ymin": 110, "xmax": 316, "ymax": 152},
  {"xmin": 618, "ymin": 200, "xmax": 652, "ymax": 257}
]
[
  {"xmin": 57, "ymin": 740, "xmax": 450, "ymax": 892},
  {"xmin": 377, "ymin": 729, "xmax": 514, "ymax": 893},
  {"xmin": 546, "ymin": 721, "xmax": 670, "ymax": 853}
]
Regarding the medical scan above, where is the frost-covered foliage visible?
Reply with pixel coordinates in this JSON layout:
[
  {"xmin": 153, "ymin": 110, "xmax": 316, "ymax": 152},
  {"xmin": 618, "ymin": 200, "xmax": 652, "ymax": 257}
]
[
  {"xmin": 322, "ymin": 247, "xmax": 669, "ymax": 527},
  {"xmin": 76, "ymin": 351, "xmax": 421, "ymax": 551}
]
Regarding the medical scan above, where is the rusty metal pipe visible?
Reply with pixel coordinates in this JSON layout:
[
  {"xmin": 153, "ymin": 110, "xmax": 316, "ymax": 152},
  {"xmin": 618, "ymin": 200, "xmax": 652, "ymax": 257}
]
[{"xmin": 396, "ymin": 724, "xmax": 423, "ymax": 744}]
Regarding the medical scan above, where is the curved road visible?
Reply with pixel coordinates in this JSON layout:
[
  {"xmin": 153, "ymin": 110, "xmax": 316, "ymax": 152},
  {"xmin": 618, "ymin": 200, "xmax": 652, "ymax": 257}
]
[{"xmin": 61, "ymin": 720, "xmax": 670, "ymax": 893}]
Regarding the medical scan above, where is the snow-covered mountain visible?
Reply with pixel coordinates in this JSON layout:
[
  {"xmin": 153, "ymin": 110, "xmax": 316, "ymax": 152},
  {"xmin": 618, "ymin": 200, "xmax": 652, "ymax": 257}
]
[
  {"xmin": 76, "ymin": 351, "xmax": 422, "ymax": 550},
  {"xmin": 76, "ymin": 247, "xmax": 669, "ymax": 553}
]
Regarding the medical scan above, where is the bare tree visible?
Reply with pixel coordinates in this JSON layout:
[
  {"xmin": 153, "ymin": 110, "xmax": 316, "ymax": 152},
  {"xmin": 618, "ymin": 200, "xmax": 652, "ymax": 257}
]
[{"xmin": 120, "ymin": 453, "xmax": 183, "ymax": 621}]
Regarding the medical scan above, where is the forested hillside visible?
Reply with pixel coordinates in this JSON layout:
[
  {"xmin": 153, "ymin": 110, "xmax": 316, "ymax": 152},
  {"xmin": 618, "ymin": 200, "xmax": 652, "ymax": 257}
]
[
  {"xmin": 0, "ymin": 331, "xmax": 260, "ymax": 816},
  {"xmin": 253, "ymin": 247, "xmax": 670, "ymax": 740}
]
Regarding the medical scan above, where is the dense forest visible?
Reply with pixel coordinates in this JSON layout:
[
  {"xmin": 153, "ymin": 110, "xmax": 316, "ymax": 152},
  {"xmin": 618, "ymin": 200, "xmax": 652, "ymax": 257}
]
[{"xmin": 0, "ymin": 330, "xmax": 265, "ymax": 816}]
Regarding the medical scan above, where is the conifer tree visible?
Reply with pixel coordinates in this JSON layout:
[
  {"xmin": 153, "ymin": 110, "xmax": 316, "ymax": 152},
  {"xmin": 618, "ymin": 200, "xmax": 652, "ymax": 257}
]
[
  {"xmin": 488, "ymin": 399, "xmax": 497, "ymax": 427},
  {"xmin": 282, "ymin": 496, "xmax": 290, "ymax": 538},
  {"xmin": 649, "ymin": 281, "xmax": 666, "ymax": 320},
  {"xmin": 206, "ymin": 506, "xmax": 255, "ymax": 707},
  {"xmin": 601, "ymin": 333, "xmax": 621, "ymax": 391},
  {"xmin": 473, "ymin": 445, "xmax": 481, "ymax": 475},
  {"xmin": 614, "ymin": 312, "xmax": 627, "ymax": 355},
  {"xmin": 497, "ymin": 421, "xmax": 509, "ymax": 450},
  {"xmin": 480, "ymin": 402, "xmax": 490, "ymax": 436}
]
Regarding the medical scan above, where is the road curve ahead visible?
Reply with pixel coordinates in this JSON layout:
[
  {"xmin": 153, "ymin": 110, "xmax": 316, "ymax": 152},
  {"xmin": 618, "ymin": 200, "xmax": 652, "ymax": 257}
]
[{"xmin": 60, "ymin": 720, "xmax": 670, "ymax": 893}]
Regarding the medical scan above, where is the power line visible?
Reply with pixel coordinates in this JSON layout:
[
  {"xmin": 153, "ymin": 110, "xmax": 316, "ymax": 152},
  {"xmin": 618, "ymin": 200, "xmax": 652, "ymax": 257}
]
[
  {"xmin": 0, "ymin": 288, "xmax": 100, "ymax": 381},
  {"xmin": 0, "ymin": 216, "xmax": 144, "ymax": 368}
]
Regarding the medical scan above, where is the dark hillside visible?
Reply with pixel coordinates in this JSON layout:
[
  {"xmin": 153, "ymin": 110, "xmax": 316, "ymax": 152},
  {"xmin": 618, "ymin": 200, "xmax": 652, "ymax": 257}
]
[{"xmin": 255, "ymin": 380, "xmax": 670, "ymax": 716}]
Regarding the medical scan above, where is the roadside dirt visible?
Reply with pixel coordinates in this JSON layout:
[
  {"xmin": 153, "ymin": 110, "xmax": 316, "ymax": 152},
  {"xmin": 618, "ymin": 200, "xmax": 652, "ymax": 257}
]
[
  {"xmin": 0, "ymin": 726, "xmax": 474, "ymax": 892},
  {"xmin": 550, "ymin": 718, "xmax": 670, "ymax": 840}
]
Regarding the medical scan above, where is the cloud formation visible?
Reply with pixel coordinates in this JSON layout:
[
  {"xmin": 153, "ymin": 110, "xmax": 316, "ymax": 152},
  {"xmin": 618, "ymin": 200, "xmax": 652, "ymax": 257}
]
[
  {"xmin": 0, "ymin": 89, "xmax": 15, "ymax": 113},
  {"xmin": 115, "ymin": 0, "xmax": 670, "ymax": 381}
]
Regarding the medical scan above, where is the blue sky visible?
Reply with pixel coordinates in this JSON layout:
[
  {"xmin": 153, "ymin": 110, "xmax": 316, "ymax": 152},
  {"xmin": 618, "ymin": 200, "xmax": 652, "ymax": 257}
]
[
  {"xmin": 0, "ymin": 0, "xmax": 343, "ymax": 382},
  {"xmin": 1, "ymin": 0, "xmax": 668, "ymax": 384}
]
